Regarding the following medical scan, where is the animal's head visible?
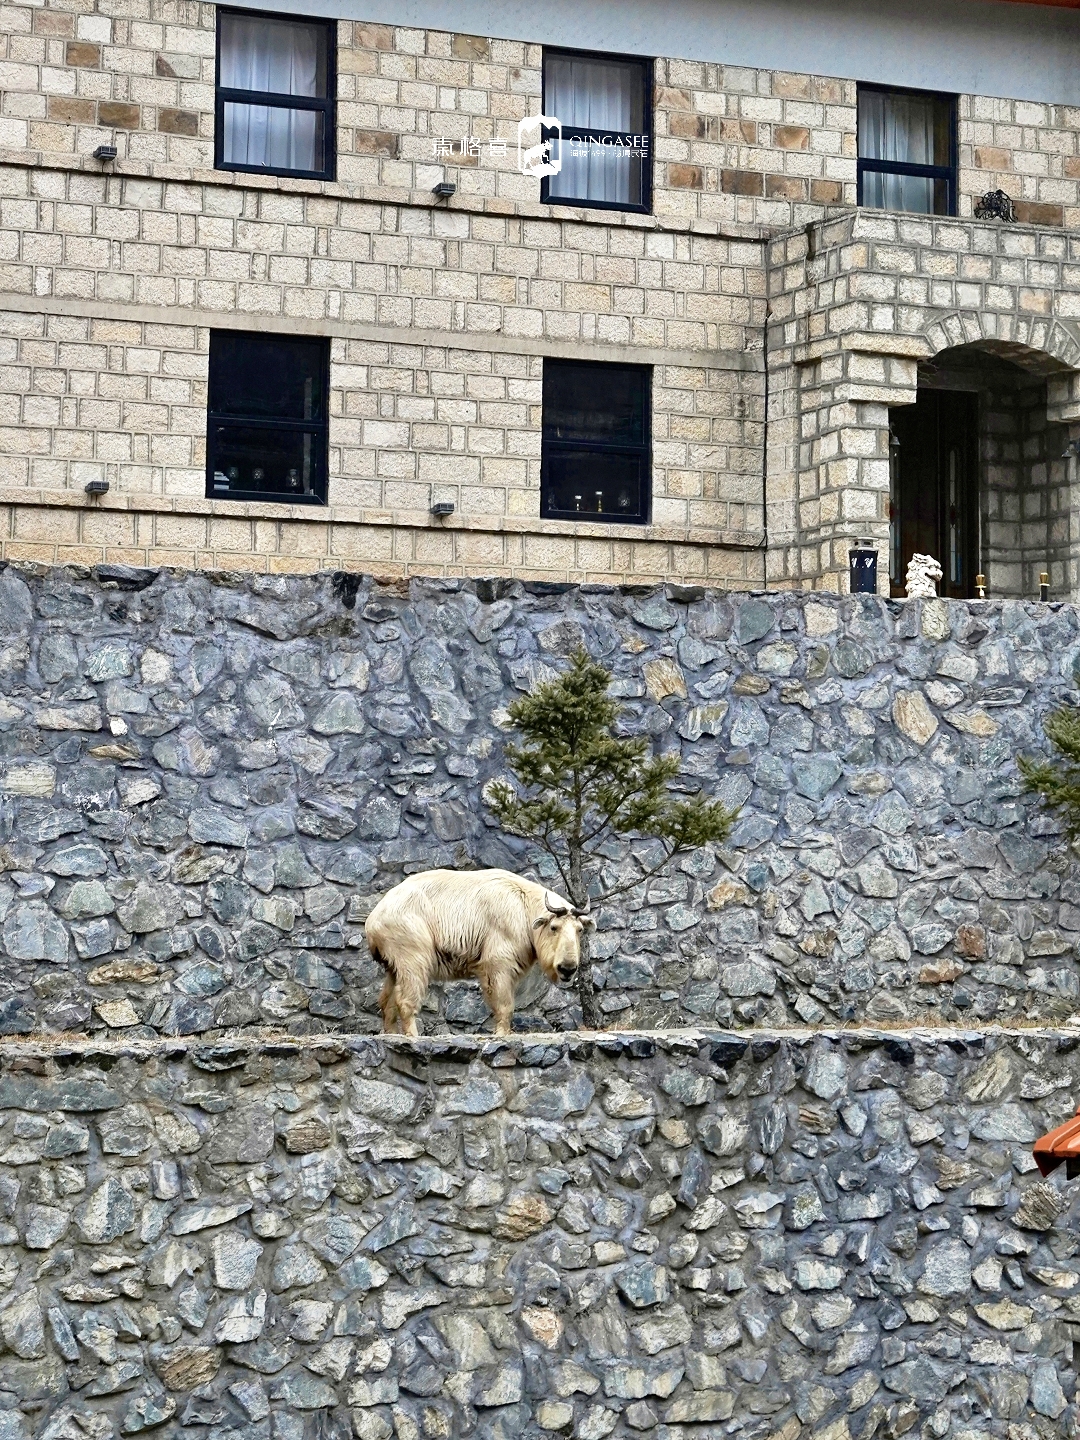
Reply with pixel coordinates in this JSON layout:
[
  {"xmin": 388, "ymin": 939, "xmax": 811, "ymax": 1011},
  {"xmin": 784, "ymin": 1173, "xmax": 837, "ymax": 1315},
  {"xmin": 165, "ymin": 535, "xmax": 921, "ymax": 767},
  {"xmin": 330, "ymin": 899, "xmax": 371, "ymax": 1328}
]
[
  {"xmin": 908, "ymin": 552, "xmax": 943, "ymax": 582},
  {"xmin": 533, "ymin": 889, "xmax": 594, "ymax": 986}
]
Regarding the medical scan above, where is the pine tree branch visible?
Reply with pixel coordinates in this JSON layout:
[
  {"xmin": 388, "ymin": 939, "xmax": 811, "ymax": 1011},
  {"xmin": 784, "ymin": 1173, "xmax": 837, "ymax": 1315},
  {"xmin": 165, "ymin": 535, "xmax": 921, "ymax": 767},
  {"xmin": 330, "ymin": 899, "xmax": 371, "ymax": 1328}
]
[{"xmin": 595, "ymin": 844, "xmax": 688, "ymax": 902}]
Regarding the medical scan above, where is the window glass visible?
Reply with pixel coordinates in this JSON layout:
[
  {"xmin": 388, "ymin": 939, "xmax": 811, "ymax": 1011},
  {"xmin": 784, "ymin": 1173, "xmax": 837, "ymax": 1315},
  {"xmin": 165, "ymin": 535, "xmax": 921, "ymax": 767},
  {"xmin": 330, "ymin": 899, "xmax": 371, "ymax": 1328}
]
[
  {"xmin": 860, "ymin": 171, "xmax": 949, "ymax": 216},
  {"xmin": 219, "ymin": 12, "xmax": 327, "ymax": 96},
  {"xmin": 206, "ymin": 333, "xmax": 329, "ymax": 504},
  {"xmin": 546, "ymin": 55, "xmax": 644, "ymax": 132},
  {"xmin": 216, "ymin": 9, "xmax": 334, "ymax": 179},
  {"xmin": 222, "ymin": 103, "xmax": 325, "ymax": 177},
  {"xmin": 542, "ymin": 361, "xmax": 650, "ymax": 524},
  {"xmin": 857, "ymin": 86, "xmax": 954, "ymax": 216},
  {"xmin": 543, "ymin": 51, "xmax": 650, "ymax": 211},
  {"xmin": 543, "ymin": 452, "xmax": 648, "ymax": 521},
  {"xmin": 209, "ymin": 334, "xmax": 326, "ymax": 422},
  {"xmin": 543, "ymin": 362, "xmax": 647, "ymax": 446},
  {"xmin": 209, "ymin": 425, "xmax": 319, "ymax": 500}
]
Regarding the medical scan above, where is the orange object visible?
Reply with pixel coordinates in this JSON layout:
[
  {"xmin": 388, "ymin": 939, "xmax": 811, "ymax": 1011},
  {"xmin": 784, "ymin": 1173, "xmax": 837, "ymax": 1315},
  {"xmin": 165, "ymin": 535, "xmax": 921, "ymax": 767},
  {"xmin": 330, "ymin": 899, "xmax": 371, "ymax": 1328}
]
[{"xmin": 1033, "ymin": 1104, "xmax": 1080, "ymax": 1177}]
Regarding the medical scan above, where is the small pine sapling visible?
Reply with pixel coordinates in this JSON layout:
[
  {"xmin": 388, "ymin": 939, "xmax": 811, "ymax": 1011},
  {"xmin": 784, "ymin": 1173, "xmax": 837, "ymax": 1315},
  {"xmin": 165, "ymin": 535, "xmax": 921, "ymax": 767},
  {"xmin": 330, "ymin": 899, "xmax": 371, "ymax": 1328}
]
[
  {"xmin": 485, "ymin": 648, "xmax": 739, "ymax": 1029},
  {"xmin": 1019, "ymin": 706, "xmax": 1080, "ymax": 840}
]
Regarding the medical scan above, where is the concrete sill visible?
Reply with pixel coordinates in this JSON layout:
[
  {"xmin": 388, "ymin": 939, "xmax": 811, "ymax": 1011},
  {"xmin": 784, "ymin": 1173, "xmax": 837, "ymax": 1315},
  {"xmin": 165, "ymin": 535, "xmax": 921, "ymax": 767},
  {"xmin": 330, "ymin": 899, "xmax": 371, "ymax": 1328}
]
[
  {"xmin": 0, "ymin": 487, "xmax": 764, "ymax": 550},
  {"xmin": 0, "ymin": 147, "xmax": 771, "ymax": 243}
]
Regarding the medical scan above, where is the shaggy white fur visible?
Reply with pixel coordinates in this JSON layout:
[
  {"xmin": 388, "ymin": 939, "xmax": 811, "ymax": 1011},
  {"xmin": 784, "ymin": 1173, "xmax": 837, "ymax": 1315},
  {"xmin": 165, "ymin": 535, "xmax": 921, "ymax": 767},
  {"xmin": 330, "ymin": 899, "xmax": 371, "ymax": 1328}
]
[{"xmin": 365, "ymin": 868, "xmax": 592, "ymax": 1037}]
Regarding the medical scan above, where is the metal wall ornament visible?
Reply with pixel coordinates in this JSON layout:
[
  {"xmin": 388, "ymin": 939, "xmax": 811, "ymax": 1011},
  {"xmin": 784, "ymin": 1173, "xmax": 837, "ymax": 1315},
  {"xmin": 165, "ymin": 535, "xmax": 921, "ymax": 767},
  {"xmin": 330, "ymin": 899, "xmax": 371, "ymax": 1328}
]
[{"xmin": 974, "ymin": 189, "xmax": 1016, "ymax": 222}]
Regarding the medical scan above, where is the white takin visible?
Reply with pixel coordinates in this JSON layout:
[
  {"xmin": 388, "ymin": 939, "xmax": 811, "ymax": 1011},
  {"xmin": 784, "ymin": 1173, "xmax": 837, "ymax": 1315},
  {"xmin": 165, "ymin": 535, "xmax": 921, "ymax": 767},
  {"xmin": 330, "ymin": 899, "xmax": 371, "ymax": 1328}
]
[{"xmin": 365, "ymin": 868, "xmax": 593, "ymax": 1036}]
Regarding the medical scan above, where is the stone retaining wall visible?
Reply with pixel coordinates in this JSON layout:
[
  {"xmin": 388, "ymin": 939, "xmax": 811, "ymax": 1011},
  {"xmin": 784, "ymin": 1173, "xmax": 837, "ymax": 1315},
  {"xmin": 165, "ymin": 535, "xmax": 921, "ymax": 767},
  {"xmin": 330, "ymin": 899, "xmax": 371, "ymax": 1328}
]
[
  {"xmin": 1, "ymin": 563, "xmax": 1080, "ymax": 1037},
  {"xmin": 0, "ymin": 1027, "xmax": 1072, "ymax": 1439}
]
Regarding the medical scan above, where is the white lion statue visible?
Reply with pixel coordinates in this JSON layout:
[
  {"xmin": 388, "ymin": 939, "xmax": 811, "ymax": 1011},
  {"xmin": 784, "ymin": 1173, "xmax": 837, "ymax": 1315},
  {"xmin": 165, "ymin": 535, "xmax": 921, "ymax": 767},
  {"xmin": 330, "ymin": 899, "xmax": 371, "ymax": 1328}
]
[{"xmin": 905, "ymin": 553, "xmax": 943, "ymax": 600}]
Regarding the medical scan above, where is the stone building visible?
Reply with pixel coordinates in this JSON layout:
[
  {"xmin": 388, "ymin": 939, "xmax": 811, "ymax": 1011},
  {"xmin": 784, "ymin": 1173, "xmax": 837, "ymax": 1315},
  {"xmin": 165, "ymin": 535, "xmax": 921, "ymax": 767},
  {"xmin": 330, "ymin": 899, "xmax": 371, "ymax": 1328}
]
[{"xmin": 2, "ymin": 0, "xmax": 1080, "ymax": 595}]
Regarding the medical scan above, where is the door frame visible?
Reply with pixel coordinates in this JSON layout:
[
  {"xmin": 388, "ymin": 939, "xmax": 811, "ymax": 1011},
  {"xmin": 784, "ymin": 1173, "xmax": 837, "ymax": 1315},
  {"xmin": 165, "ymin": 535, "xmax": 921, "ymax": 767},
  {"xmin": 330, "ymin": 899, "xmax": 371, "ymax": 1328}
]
[{"xmin": 889, "ymin": 385, "xmax": 980, "ymax": 599}]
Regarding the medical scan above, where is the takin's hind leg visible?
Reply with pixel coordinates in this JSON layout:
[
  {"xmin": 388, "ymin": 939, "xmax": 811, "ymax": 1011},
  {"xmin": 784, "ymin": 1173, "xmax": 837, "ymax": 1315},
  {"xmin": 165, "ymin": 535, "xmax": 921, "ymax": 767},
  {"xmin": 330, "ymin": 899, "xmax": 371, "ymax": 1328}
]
[
  {"xmin": 391, "ymin": 971, "xmax": 426, "ymax": 1039},
  {"xmin": 479, "ymin": 968, "xmax": 516, "ymax": 1037},
  {"xmin": 379, "ymin": 974, "xmax": 400, "ymax": 1034}
]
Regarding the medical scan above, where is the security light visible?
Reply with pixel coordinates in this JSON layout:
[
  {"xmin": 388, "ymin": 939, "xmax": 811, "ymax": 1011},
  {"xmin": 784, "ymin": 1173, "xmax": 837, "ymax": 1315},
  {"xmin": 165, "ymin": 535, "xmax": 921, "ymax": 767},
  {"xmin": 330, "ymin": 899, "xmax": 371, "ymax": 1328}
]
[
  {"xmin": 84, "ymin": 479, "xmax": 110, "ymax": 495},
  {"xmin": 430, "ymin": 501, "xmax": 455, "ymax": 517},
  {"xmin": 93, "ymin": 145, "xmax": 117, "ymax": 161},
  {"xmin": 431, "ymin": 181, "xmax": 456, "ymax": 199}
]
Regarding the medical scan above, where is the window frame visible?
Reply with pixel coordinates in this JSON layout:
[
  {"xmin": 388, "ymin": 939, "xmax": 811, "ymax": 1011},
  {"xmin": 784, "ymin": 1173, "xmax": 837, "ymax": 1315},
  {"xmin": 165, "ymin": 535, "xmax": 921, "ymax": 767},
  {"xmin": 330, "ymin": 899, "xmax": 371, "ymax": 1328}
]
[
  {"xmin": 214, "ymin": 5, "xmax": 336, "ymax": 181},
  {"xmin": 856, "ymin": 82, "xmax": 957, "ymax": 218},
  {"xmin": 540, "ymin": 358, "xmax": 652, "ymax": 526},
  {"xmin": 205, "ymin": 330, "xmax": 330, "ymax": 506},
  {"xmin": 540, "ymin": 46, "xmax": 653, "ymax": 215}
]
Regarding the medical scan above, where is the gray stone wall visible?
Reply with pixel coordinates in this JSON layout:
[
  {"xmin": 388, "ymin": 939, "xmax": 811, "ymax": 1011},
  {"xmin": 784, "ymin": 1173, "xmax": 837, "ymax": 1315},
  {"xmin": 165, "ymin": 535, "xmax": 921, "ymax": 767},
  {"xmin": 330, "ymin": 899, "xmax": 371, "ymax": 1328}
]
[
  {"xmin": 0, "ymin": 1027, "xmax": 1072, "ymax": 1440},
  {"xmin": 3, "ymin": 563, "xmax": 1080, "ymax": 1038}
]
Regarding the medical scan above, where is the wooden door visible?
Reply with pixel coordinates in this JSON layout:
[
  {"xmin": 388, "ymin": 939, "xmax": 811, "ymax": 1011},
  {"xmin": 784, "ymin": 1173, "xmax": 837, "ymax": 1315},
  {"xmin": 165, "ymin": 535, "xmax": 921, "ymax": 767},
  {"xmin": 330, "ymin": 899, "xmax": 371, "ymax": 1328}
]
[{"xmin": 889, "ymin": 389, "xmax": 978, "ymax": 598}]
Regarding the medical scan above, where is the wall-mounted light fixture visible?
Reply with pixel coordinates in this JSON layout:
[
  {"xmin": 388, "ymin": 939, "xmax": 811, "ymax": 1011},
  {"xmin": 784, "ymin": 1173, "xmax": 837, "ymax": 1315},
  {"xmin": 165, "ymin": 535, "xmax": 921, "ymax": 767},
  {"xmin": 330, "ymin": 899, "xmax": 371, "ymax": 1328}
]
[
  {"xmin": 84, "ymin": 479, "xmax": 110, "ymax": 496},
  {"xmin": 93, "ymin": 145, "xmax": 117, "ymax": 161},
  {"xmin": 848, "ymin": 537, "xmax": 878, "ymax": 594},
  {"xmin": 431, "ymin": 181, "xmax": 456, "ymax": 200},
  {"xmin": 430, "ymin": 500, "xmax": 455, "ymax": 518},
  {"xmin": 1062, "ymin": 438, "xmax": 1080, "ymax": 460}
]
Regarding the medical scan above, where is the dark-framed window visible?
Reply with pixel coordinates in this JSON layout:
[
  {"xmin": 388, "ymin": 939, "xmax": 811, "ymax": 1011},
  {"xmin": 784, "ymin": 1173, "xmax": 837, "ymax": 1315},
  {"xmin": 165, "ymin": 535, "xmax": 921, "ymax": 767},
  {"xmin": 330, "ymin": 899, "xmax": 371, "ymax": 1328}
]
[
  {"xmin": 541, "ymin": 48, "xmax": 652, "ymax": 213},
  {"xmin": 857, "ymin": 84, "xmax": 956, "ymax": 217},
  {"xmin": 215, "ymin": 7, "xmax": 335, "ymax": 180},
  {"xmin": 542, "ymin": 360, "xmax": 651, "ymax": 524},
  {"xmin": 206, "ymin": 332, "xmax": 329, "ymax": 504}
]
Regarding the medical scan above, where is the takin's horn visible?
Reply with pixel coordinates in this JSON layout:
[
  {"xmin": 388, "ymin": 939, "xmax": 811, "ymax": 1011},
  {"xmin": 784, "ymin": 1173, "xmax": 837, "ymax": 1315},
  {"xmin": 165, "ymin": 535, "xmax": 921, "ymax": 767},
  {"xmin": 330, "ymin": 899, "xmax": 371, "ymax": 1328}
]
[{"xmin": 544, "ymin": 890, "xmax": 572, "ymax": 915}]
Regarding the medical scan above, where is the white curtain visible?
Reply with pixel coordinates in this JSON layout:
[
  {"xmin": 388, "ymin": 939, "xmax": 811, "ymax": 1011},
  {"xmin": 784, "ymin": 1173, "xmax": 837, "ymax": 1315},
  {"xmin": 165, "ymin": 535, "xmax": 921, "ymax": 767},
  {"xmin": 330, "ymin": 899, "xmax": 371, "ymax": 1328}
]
[
  {"xmin": 859, "ymin": 90, "xmax": 937, "ymax": 214},
  {"xmin": 547, "ymin": 56, "xmax": 642, "ymax": 205},
  {"xmin": 220, "ymin": 13, "xmax": 321, "ymax": 172}
]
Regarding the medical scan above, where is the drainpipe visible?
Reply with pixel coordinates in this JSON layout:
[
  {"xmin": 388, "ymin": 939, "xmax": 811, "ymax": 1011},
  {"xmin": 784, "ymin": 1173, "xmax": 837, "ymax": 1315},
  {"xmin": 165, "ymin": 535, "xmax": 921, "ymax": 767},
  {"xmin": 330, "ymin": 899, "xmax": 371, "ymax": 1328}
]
[{"xmin": 759, "ymin": 304, "xmax": 771, "ymax": 589}]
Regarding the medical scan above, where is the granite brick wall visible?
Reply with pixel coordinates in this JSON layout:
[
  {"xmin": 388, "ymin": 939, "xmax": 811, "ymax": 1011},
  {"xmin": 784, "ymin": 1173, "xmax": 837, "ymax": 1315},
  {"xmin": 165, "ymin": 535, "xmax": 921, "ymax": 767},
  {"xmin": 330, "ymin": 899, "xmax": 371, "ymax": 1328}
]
[
  {"xmin": 960, "ymin": 94, "xmax": 1080, "ymax": 230},
  {"xmin": 0, "ymin": 166, "xmax": 767, "ymax": 581},
  {"xmin": 0, "ymin": 1026, "xmax": 1071, "ymax": 1440},
  {"xmin": 7, "ymin": 2, "xmax": 1080, "ymax": 228},
  {"xmin": 5, "ymin": 4, "xmax": 1080, "ymax": 589},
  {"xmin": 1, "ymin": 564, "xmax": 1079, "ymax": 1041},
  {"xmin": 764, "ymin": 211, "xmax": 1080, "ymax": 594}
]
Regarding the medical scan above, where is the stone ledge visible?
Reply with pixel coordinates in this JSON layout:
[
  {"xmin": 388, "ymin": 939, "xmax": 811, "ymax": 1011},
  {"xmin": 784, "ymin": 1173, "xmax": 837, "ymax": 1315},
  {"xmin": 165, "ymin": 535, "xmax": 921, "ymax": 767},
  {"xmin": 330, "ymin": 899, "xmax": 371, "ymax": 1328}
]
[
  {"xmin": 0, "ymin": 1023, "xmax": 1074, "ymax": 1064},
  {"xmin": 0, "ymin": 1014, "xmax": 1070, "ymax": 1076},
  {"xmin": 0, "ymin": 568, "xmax": 1076, "ymax": 1038},
  {"xmin": 0, "ymin": 289, "xmax": 763, "ymax": 373},
  {"xmin": 0, "ymin": 1018, "xmax": 1070, "ymax": 1435}
]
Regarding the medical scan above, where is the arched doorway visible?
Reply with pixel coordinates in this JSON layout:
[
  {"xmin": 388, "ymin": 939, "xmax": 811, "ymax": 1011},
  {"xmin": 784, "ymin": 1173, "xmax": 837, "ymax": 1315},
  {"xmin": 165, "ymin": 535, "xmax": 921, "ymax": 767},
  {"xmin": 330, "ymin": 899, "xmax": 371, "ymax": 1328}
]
[{"xmin": 888, "ymin": 343, "xmax": 1074, "ymax": 599}]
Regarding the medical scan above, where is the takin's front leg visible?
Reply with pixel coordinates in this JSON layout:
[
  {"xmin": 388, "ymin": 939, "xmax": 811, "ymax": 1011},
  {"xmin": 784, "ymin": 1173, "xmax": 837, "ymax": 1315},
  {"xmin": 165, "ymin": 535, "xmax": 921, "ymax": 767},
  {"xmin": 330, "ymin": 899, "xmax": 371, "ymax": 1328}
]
[{"xmin": 479, "ymin": 966, "xmax": 516, "ymax": 1037}]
